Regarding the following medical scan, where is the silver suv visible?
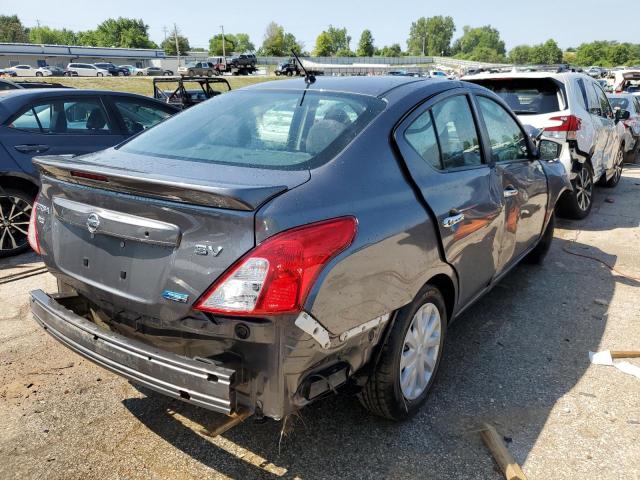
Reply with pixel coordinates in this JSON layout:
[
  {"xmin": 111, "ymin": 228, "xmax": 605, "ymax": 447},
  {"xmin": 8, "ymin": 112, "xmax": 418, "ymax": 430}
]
[{"xmin": 465, "ymin": 72, "xmax": 624, "ymax": 219}]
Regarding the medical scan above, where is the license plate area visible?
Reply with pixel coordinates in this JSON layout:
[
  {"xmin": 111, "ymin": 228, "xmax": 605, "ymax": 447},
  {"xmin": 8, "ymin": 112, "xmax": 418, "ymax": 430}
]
[{"xmin": 53, "ymin": 221, "xmax": 174, "ymax": 303}]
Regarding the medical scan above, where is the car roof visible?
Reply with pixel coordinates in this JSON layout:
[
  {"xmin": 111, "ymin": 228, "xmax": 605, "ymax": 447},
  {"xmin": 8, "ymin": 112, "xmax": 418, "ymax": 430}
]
[
  {"xmin": 462, "ymin": 71, "xmax": 589, "ymax": 82},
  {"xmin": 243, "ymin": 76, "xmax": 445, "ymax": 98}
]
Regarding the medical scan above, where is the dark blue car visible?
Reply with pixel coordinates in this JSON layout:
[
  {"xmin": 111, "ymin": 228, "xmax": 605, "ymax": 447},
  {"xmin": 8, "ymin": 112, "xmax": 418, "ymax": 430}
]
[{"xmin": 0, "ymin": 88, "xmax": 179, "ymax": 257}]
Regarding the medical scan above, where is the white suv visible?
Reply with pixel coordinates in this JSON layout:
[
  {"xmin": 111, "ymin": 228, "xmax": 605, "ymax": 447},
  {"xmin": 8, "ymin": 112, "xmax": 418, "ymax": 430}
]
[
  {"xmin": 464, "ymin": 72, "xmax": 624, "ymax": 219},
  {"xmin": 66, "ymin": 63, "xmax": 109, "ymax": 77}
]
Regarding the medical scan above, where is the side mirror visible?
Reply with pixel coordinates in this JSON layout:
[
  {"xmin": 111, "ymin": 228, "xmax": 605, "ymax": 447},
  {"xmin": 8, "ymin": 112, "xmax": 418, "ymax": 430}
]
[
  {"xmin": 522, "ymin": 124, "xmax": 543, "ymax": 159},
  {"xmin": 538, "ymin": 139, "xmax": 563, "ymax": 161},
  {"xmin": 615, "ymin": 108, "xmax": 631, "ymax": 123}
]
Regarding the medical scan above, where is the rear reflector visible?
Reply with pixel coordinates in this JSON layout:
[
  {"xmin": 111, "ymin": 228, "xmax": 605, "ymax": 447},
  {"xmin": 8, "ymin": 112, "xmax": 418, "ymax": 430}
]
[
  {"xmin": 27, "ymin": 197, "xmax": 41, "ymax": 255},
  {"xmin": 70, "ymin": 171, "xmax": 109, "ymax": 182},
  {"xmin": 195, "ymin": 217, "xmax": 357, "ymax": 316}
]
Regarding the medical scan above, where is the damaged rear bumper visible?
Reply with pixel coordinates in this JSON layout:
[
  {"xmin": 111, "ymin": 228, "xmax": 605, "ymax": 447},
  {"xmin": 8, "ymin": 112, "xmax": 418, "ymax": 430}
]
[{"xmin": 30, "ymin": 289, "xmax": 237, "ymax": 415}]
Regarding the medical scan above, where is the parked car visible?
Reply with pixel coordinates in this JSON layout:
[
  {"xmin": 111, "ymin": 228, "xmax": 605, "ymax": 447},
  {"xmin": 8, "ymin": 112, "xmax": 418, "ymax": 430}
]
[
  {"xmin": 94, "ymin": 63, "xmax": 130, "ymax": 77},
  {"xmin": 608, "ymin": 93, "xmax": 640, "ymax": 162},
  {"xmin": 28, "ymin": 77, "xmax": 569, "ymax": 423},
  {"xmin": 0, "ymin": 89, "xmax": 179, "ymax": 256},
  {"xmin": 464, "ymin": 72, "xmax": 625, "ymax": 219},
  {"xmin": 0, "ymin": 68, "xmax": 18, "ymax": 78},
  {"xmin": 613, "ymin": 70, "xmax": 640, "ymax": 94},
  {"xmin": 229, "ymin": 53, "xmax": 256, "ymax": 68},
  {"xmin": 586, "ymin": 66, "xmax": 605, "ymax": 78},
  {"xmin": 7, "ymin": 65, "xmax": 52, "ymax": 77},
  {"xmin": 66, "ymin": 63, "xmax": 109, "ymax": 77},
  {"xmin": 118, "ymin": 65, "xmax": 142, "ymax": 76},
  {"xmin": 0, "ymin": 79, "xmax": 22, "ymax": 90},
  {"xmin": 177, "ymin": 62, "xmax": 217, "ymax": 77},
  {"xmin": 136, "ymin": 66, "xmax": 172, "ymax": 76},
  {"xmin": 44, "ymin": 66, "xmax": 66, "ymax": 77},
  {"xmin": 274, "ymin": 60, "xmax": 300, "ymax": 76}
]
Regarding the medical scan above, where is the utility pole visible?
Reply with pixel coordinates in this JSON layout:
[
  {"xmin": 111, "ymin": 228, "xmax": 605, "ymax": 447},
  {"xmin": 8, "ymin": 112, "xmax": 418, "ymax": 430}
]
[
  {"xmin": 422, "ymin": 36, "xmax": 426, "ymax": 56},
  {"xmin": 162, "ymin": 26, "xmax": 168, "ymax": 42},
  {"xmin": 220, "ymin": 25, "xmax": 226, "ymax": 58},
  {"xmin": 173, "ymin": 24, "xmax": 181, "ymax": 67}
]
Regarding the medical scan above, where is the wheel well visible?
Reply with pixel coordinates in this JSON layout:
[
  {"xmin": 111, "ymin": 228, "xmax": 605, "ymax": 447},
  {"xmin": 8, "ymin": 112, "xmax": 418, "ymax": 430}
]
[
  {"xmin": 428, "ymin": 274, "xmax": 455, "ymax": 323},
  {"xmin": 0, "ymin": 176, "xmax": 38, "ymax": 198}
]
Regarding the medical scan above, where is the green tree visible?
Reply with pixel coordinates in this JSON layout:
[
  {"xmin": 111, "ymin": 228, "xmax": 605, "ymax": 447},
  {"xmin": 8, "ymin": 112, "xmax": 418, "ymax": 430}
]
[
  {"xmin": 234, "ymin": 33, "xmax": 255, "ymax": 53},
  {"xmin": 209, "ymin": 34, "xmax": 237, "ymax": 55},
  {"xmin": 357, "ymin": 29, "xmax": 375, "ymax": 57},
  {"xmin": 407, "ymin": 16, "xmax": 455, "ymax": 56},
  {"xmin": 508, "ymin": 44, "xmax": 534, "ymax": 64},
  {"xmin": 258, "ymin": 22, "xmax": 301, "ymax": 56},
  {"xmin": 313, "ymin": 25, "xmax": 350, "ymax": 56},
  {"xmin": 76, "ymin": 30, "xmax": 99, "ymax": 46},
  {"xmin": 90, "ymin": 17, "xmax": 156, "ymax": 48},
  {"xmin": 28, "ymin": 26, "xmax": 76, "ymax": 45},
  {"xmin": 575, "ymin": 41, "xmax": 612, "ymax": 66},
  {"xmin": 0, "ymin": 15, "xmax": 28, "ymax": 43},
  {"xmin": 161, "ymin": 35, "xmax": 190, "ymax": 56},
  {"xmin": 379, "ymin": 43, "xmax": 402, "ymax": 57},
  {"xmin": 452, "ymin": 25, "xmax": 506, "ymax": 59},
  {"xmin": 537, "ymin": 39, "xmax": 563, "ymax": 64}
]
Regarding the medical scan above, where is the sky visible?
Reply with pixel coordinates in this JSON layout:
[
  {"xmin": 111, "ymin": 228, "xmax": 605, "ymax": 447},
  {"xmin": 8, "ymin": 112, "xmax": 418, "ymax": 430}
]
[{"xmin": 5, "ymin": 0, "xmax": 640, "ymax": 52}]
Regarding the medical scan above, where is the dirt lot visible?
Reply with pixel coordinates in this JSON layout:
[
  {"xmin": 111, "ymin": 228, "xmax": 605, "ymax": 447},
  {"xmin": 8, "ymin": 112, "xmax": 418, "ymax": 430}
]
[{"xmin": 1, "ymin": 168, "xmax": 639, "ymax": 480}]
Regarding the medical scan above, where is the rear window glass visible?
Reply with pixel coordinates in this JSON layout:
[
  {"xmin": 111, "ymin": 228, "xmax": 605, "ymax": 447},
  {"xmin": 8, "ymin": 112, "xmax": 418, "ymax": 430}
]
[
  {"xmin": 608, "ymin": 97, "xmax": 630, "ymax": 110},
  {"xmin": 120, "ymin": 90, "xmax": 385, "ymax": 170},
  {"xmin": 470, "ymin": 78, "xmax": 562, "ymax": 115}
]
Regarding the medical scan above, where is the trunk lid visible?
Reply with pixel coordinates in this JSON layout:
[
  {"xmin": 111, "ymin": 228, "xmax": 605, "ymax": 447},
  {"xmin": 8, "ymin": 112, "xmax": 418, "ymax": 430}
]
[{"xmin": 34, "ymin": 150, "xmax": 309, "ymax": 322}]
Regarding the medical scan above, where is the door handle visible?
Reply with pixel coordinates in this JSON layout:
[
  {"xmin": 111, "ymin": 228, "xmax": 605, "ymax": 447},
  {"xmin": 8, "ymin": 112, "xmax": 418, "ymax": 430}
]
[
  {"xmin": 443, "ymin": 213, "xmax": 465, "ymax": 228},
  {"xmin": 14, "ymin": 144, "xmax": 50, "ymax": 154},
  {"xmin": 503, "ymin": 187, "xmax": 519, "ymax": 198}
]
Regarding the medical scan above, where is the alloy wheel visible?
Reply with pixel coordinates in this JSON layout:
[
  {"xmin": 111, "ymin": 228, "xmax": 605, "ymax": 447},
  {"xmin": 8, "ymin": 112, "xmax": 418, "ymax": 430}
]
[
  {"xmin": 575, "ymin": 167, "xmax": 593, "ymax": 212},
  {"xmin": 400, "ymin": 302, "xmax": 442, "ymax": 400},
  {"xmin": 0, "ymin": 195, "xmax": 32, "ymax": 253},
  {"xmin": 612, "ymin": 149, "xmax": 623, "ymax": 185}
]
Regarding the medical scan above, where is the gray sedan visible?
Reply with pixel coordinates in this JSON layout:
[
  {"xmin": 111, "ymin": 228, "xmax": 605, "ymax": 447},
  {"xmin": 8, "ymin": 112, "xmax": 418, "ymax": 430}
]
[{"xmin": 29, "ymin": 77, "xmax": 570, "ymax": 423}]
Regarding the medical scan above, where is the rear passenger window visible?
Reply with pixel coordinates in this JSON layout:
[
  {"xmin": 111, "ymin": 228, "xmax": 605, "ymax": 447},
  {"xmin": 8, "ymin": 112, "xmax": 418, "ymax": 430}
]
[
  {"xmin": 9, "ymin": 99, "xmax": 111, "ymax": 134},
  {"xmin": 477, "ymin": 96, "xmax": 529, "ymax": 162},
  {"xmin": 404, "ymin": 110, "xmax": 441, "ymax": 169},
  {"xmin": 593, "ymin": 84, "xmax": 613, "ymax": 118},
  {"xmin": 431, "ymin": 96, "xmax": 482, "ymax": 169}
]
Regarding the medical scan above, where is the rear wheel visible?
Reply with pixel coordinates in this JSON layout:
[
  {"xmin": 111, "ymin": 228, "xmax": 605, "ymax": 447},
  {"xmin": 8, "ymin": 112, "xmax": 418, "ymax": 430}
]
[
  {"xmin": 206, "ymin": 70, "xmax": 213, "ymax": 77},
  {"xmin": 358, "ymin": 285, "xmax": 446, "ymax": 421},
  {"xmin": 0, "ymin": 188, "xmax": 34, "ymax": 258},
  {"xmin": 604, "ymin": 147, "xmax": 624, "ymax": 188},
  {"xmin": 525, "ymin": 213, "xmax": 555, "ymax": 264},
  {"xmin": 36, "ymin": 72, "xmax": 43, "ymax": 77},
  {"xmin": 557, "ymin": 163, "xmax": 593, "ymax": 220},
  {"xmin": 97, "ymin": 72, "xmax": 103, "ymax": 77},
  {"xmin": 287, "ymin": 70, "xmax": 293, "ymax": 76}
]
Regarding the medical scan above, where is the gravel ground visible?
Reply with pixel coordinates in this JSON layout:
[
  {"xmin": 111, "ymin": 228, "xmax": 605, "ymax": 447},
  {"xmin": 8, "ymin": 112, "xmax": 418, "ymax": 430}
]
[{"xmin": 1, "ymin": 167, "xmax": 639, "ymax": 480}]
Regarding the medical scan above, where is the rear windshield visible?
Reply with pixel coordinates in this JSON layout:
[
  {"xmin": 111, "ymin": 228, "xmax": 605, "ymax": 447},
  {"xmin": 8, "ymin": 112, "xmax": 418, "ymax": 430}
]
[
  {"xmin": 120, "ymin": 90, "xmax": 385, "ymax": 170},
  {"xmin": 470, "ymin": 78, "xmax": 563, "ymax": 115},
  {"xmin": 608, "ymin": 97, "xmax": 630, "ymax": 110}
]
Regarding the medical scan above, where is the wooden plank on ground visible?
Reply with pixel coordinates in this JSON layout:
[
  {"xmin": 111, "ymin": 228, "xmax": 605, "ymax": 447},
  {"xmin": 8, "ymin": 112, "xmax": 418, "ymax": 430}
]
[{"xmin": 480, "ymin": 423, "xmax": 528, "ymax": 480}]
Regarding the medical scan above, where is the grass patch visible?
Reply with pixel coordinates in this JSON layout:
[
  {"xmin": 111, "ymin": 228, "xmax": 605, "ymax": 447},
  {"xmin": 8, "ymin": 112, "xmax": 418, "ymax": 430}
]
[{"xmin": 30, "ymin": 75, "xmax": 284, "ymax": 97}]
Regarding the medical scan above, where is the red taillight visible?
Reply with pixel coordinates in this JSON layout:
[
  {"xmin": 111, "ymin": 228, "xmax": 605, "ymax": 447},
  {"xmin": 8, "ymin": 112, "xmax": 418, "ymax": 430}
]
[
  {"xmin": 194, "ymin": 217, "xmax": 358, "ymax": 316},
  {"xmin": 27, "ymin": 198, "xmax": 41, "ymax": 255},
  {"xmin": 546, "ymin": 115, "xmax": 582, "ymax": 132}
]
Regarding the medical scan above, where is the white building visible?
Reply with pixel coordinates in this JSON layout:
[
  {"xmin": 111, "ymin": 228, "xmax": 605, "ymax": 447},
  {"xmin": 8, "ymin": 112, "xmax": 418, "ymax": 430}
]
[{"xmin": 0, "ymin": 42, "xmax": 166, "ymax": 69}]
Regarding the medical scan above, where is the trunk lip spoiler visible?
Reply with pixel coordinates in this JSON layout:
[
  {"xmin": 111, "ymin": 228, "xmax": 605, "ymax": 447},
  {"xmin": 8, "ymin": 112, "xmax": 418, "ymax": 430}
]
[
  {"xmin": 30, "ymin": 289, "xmax": 238, "ymax": 415},
  {"xmin": 33, "ymin": 156, "xmax": 288, "ymax": 211}
]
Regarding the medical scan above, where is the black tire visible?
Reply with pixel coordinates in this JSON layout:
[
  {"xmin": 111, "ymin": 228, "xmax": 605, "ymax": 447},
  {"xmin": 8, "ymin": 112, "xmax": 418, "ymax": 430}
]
[
  {"xmin": 525, "ymin": 213, "xmax": 555, "ymax": 264},
  {"xmin": 0, "ymin": 188, "xmax": 34, "ymax": 258},
  {"xmin": 358, "ymin": 284, "xmax": 447, "ymax": 421},
  {"xmin": 604, "ymin": 147, "xmax": 624, "ymax": 188},
  {"xmin": 286, "ymin": 70, "xmax": 293, "ymax": 77},
  {"xmin": 97, "ymin": 73, "xmax": 103, "ymax": 77},
  {"xmin": 275, "ymin": 71, "xmax": 281, "ymax": 76},
  {"xmin": 36, "ymin": 72, "xmax": 43, "ymax": 77},
  {"xmin": 556, "ymin": 162, "xmax": 594, "ymax": 220}
]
